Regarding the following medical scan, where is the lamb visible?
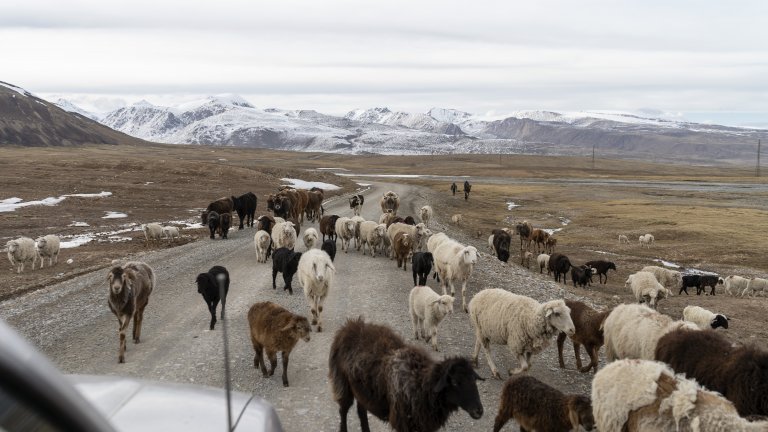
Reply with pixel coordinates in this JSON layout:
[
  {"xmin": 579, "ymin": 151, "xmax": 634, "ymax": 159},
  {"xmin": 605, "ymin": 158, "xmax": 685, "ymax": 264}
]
[
  {"xmin": 451, "ymin": 213, "xmax": 463, "ymax": 226},
  {"xmin": 618, "ymin": 234, "xmax": 629, "ymax": 244},
  {"xmin": 639, "ymin": 233, "xmax": 655, "ymax": 247},
  {"xmin": 107, "ymin": 261, "xmax": 155, "ymax": 363},
  {"xmin": 602, "ymin": 303, "xmax": 698, "ymax": 362},
  {"xmin": 592, "ymin": 358, "xmax": 768, "ymax": 431},
  {"xmin": 247, "ymin": 301, "xmax": 311, "ymax": 387},
  {"xmin": 393, "ymin": 232, "xmax": 414, "ymax": 271},
  {"xmin": 469, "ymin": 288, "xmax": 575, "ymax": 378},
  {"xmin": 537, "ymin": 253, "xmax": 550, "ymax": 275},
  {"xmin": 723, "ymin": 274, "xmax": 750, "ymax": 296},
  {"xmin": 411, "ymin": 252, "xmax": 434, "ymax": 286},
  {"xmin": 520, "ymin": 251, "xmax": 533, "ymax": 269},
  {"xmin": 302, "ymin": 227, "xmax": 319, "ymax": 250},
  {"xmin": 571, "ymin": 265, "xmax": 593, "ymax": 288},
  {"xmin": 682, "ymin": 305, "xmax": 729, "ymax": 330},
  {"xmin": 433, "ymin": 239, "xmax": 478, "ymax": 313},
  {"xmin": 206, "ymin": 211, "xmax": 221, "ymax": 239},
  {"xmin": 219, "ymin": 212, "xmax": 232, "ymax": 239},
  {"xmin": 328, "ymin": 318, "xmax": 484, "ymax": 432},
  {"xmin": 6, "ymin": 237, "xmax": 38, "ymax": 273},
  {"xmin": 378, "ymin": 210, "xmax": 396, "ymax": 226},
  {"xmin": 334, "ymin": 217, "xmax": 357, "ymax": 253},
  {"xmin": 557, "ymin": 300, "xmax": 611, "ymax": 373},
  {"xmin": 271, "ymin": 221, "xmax": 297, "ymax": 251},
  {"xmin": 742, "ymin": 277, "xmax": 768, "ymax": 297},
  {"xmin": 359, "ymin": 221, "xmax": 386, "ymax": 257},
  {"xmin": 252, "ymin": 230, "xmax": 271, "ymax": 264},
  {"xmin": 529, "ymin": 228, "xmax": 550, "ymax": 253},
  {"xmin": 34, "ymin": 234, "xmax": 60, "ymax": 268},
  {"xmin": 697, "ymin": 274, "xmax": 723, "ymax": 295},
  {"xmin": 321, "ymin": 239, "xmax": 337, "ymax": 262},
  {"xmin": 195, "ymin": 265, "xmax": 229, "ymax": 330},
  {"xmin": 584, "ymin": 260, "xmax": 616, "ymax": 284},
  {"xmin": 350, "ymin": 216, "xmax": 365, "ymax": 250},
  {"xmin": 627, "ymin": 271, "xmax": 673, "ymax": 308},
  {"xmin": 655, "ymin": 328, "xmax": 768, "ymax": 417},
  {"xmin": 419, "ymin": 205, "xmax": 433, "ymax": 227},
  {"xmin": 545, "ymin": 236, "xmax": 557, "ymax": 254},
  {"xmin": 348, "ymin": 194, "xmax": 364, "ymax": 216},
  {"xmin": 160, "ymin": 226, "xmax": 180, "ymax": 243},
  {"xmin": 408, "ymin": 285, "xmax": 454, "ymax": 351},
  {"xmin": 297, "ymin": 249, "xmax": 335, "ymax": 332},
  {"xmin": 272, "ymin": 248, "xmax": 302, "ymax": 295},
  {"xmin": 142, "ymin": 222, "xmax": 163, "ymax": 244},
  {"xmin": 641, "ymin": 265, "xmax": 683, "ymax": 291},
  {"xmin": 493, "ymin": 375, "xmax": 594, "ymax": 432}
]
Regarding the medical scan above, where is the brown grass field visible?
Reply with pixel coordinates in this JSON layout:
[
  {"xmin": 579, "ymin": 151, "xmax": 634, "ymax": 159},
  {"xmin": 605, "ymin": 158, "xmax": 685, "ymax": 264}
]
[{"xmin": 2, "ymin": 143, "xmax": 767, "ymax": 347}]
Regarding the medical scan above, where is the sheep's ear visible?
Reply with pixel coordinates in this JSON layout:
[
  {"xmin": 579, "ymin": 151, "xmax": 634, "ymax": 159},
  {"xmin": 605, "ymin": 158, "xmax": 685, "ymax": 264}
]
[
  {"xmin": 281, "ymin": 322, "xmax": 295, "ymax": 332},
  {"xmin": 545, "ymin": 307, "xmax": 553, "ymax": 318},
  {"xmin": 433, "ymin": 370, "xmax": 452, "ymax": 393},
  {"xmin": 326, "ymin": 263, "xmax": 335, "ymax": 273}
]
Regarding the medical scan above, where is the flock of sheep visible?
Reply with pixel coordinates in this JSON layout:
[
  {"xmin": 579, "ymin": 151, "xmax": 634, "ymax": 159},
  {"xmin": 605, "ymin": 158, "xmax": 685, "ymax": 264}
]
[{"xmin": 6, "ymin": 234, "xmax": 61, "ymax": 273}]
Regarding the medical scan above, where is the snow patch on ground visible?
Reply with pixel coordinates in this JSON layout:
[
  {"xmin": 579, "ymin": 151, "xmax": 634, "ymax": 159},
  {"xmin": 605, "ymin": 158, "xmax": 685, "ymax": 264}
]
[
  {"xmin": 316, "ymin": 167, "xmax": 350, "ymax": 171},
  {"xmin": 280, "ymin": 178, "xmax": 340, "ymax": 190},
  {"xmin": 356, "ymin": 182, "xmax": 372, "ymax": 186},
  {"xmin": 559, "ymin": 217, "xmax": 571, "ymax": 225},
  {"xmin": 542, "ymin": 228, "xmax": 563, "ymax": 235},
  {"xmin": 586, "ymin": 250, "xmax": 619, "ymax": 256},
  {"xmin": 0, "ymin": 192, "xmax": 112, "ymax": 212},
  {"xmin": 102, "ymin": 212, "xmax": 127, "ymax": 219},
  {"xmin": 68, "ymin": 221, "xmax": 90, "ymax": 227},
  {"xmin": 60, "ymin": 235, "xmax": 94, "ymax": 249},
  {"xmin": 506, "ymin": 201, "xmax": 521, "ymax": 210},
  {"xmin": 653, "ymin": 259, "xmax": 681, "ymax": 268},
  {"xmin": 683, "ymin": 268, "xmax": 719, "ymax": 276},
  {"xmin": 337, "ymin": 173, "xmax": 422, "ymax": 178}
]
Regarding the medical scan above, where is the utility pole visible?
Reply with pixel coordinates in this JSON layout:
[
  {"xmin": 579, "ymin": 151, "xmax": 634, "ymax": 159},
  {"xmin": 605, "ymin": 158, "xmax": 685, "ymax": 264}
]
[{"xmin": 758, "ymin": 139, "xmax": 762, "ymax": 177}]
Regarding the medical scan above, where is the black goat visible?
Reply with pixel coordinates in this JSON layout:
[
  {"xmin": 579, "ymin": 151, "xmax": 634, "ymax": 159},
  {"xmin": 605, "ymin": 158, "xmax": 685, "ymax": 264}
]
[
  {"xmin": 680, "ymin": 274, "xmax": 701, "ymax": 295},
  {"xmin": 584, "ymin": 260, "xmax": 616, "ymax": 284},
  {"xmin": 412, "ymin": 252, "xmax": 434, "ymax": 286},
  {"xmin": 220, "ymin": 213, "xmax": 231, "ymax": 239},
  {"xmin": 272, "ymin": 248, "xmax": 302, "ymax": 295},
  {"xmin": 697, "ymin": 275, "xmax": 723, "ymax": 296},
  {"xmin": 232, "ymin": 192, "xmax": 257, "ymax": 230},
  {"xmin": 195, "ymin": 265, "xmax": 230, "ymax": 330},
  {"xmin": 571, "ymin": 265, "xmax": 593, "ymax": 288}
]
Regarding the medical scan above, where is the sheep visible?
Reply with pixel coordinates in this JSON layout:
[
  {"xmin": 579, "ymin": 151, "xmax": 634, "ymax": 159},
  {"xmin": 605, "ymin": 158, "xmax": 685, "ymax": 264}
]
[
  {"xmin": 492, "ymin": 229, "xmax": 512, "ymax": 263},
  {"xmin": 329, "ymin": 317, "xmax": 484, "ymax": 432},
  {"xmin": 411, "ymin": 252, "xmax": 434, "ymax": 286},
  {"xmin": 602, "ymin": 303, "xmax": 698, "ymax": 362},
  {"xmin": 419, "ymin": 205, "xmax": 433, "ymax": 227},
  {"xmin": 219, "ymin": 213, "xmax": 232, "ymax": 239},
  {"xmin": 107, "ymin": 261, "xmax": 155, "ymax": 363},
  {"xmin": 682, "ymin": 305, "xmax": 729, "ymax": 330},
  {"xmin": 641, "ymin": 265, "xmax": 683, "ymax": 291},
  {"xmin": 334, "ymin": 217, "xmax": 357, "ymax": 253},
  {"xmin": 378, "ymin": 210, "xmax": 396, "ymax": 226},
  {"xmin": 680, "ymin": 274, "xmax": 701, "ymax": 295},
  {"xmin": 618, "ymin": 234, "xmax": 629, "ymax": 244},
  {"xmin": 571, "ymin": 265, "xmax": 594, "ymax": 288},
  {"xmin": 206, "ymin": 211, "xmax": 221, "ymax": 239},
  {"xmin": 529, "ymin": 228, "xmax": 550, "ymax": 253},
  {"xmin": 6, "ymin": 237, "xmax": 38, "ymax": 273},
  {"xmin": 520, "ymin": 251, "xmax": 533, "ymax": 269},
  {"xmin": 451, "ymin": 213, "xmax": 463, "ymax": 226},
  {"xmin": 433, "ymin": 239, "xmax": 478, "ymax": 313},
  {"xmin": 387, "ymin": 222, "xmax": 429, "ymax": 258},
  {"xmin": 427, "ymin": 232, "xmax": 449, "ymax": 253},
  {"xmin": 195, "ymin": 265, "xmax": 229, "ymax": 330},
  {"xmin": 639, "ymin": 233, "xmax": 655, "ymax": 247},
  {"xmin": 557, "ymin": 300, "xmax": 611, "ymax": 373},
  {"xmin": 350, "ymin": 216, "xmax": 365, "ymax": 250},
  {"xmin": 409, "ymin": 285, "xmax": 454, "ymax": 351},
  {"xmin": 697, "ymin": 274, "xmax": 723, "ymax": 295},
  {"xmin": 256, "ymin": 214, "xmax": 276, "ymax": 233},
  {"xmin": 319, "ymin": 214, "xmax": 340, "ymax": 242},
  {"xmin": 379, "ymin": 190, "xmax": 400, "ymax": 215},
  {"xmin": 723, "ymin": 275, "xmax": 750, "ymax": 296},
  {"xmin": 348, "ymin": 194, "xmax": 364, "ymax": 216},
  {"xmin": 321, "ymin": 239, "xmax": 336, "ymax": 262},
  {"xmin": 592, "ymin": 358, "xmax": 768, "ymax": 431},
  {"xmin": 393, "ymin": 232, "xmax": 414, "ymax": 271},
  {"xmin": 742, "ymin": 277, "xmax": 768, "ymax": 297},
  {"xmin": 271, "ymin": 221, "xmax": 297, "ymax": 251},
  {"xmin": 302, "ymin": 227, "xmax": 319, "ymax": 250},
  {"xmin": 655, "ymin": 328, "xmax": 768, "ymax": 417},
  {"xmin": 359, "ymin": 221, "xmax": 386, "ymax": 257},
  {"xmin": 548, "ymin": 253, "xmax": 572, "ymax": 284},
  {"xmin": 493, "ymin": 375, "xmax": 595, "ymax": 432},
  {"xmin": 627, "ymin": 271, "xmax": 673, "ymax": 308},
  {"xmin": 584, "ymin": 260, "xmax": 616, "ymax": 284},
  {"xmin": 247, "ymin": 301, "xmax": 311, "ymax": 387},
  {"xmin": 34, "ymin": 235, "xmax": 60, "ymax": 268},
  {"xmin": 537, "ymin": 253, "xmax": 550, "ymax": 275},
  {"xmin": 271, "ymin": 248, "xmax": 302, "ymax": 295},
  {"xmin": 515, "ymin": 221, "xmax": 533, "ymax": 251},
  {"xmin": 544, "ymin": 236, "xmax": 557, "ymax": 254},
  {"xmin": 297, "ymin": 249, "xmax": 335, "ymax": 332},
  {"xmin": 142, "ymin": 222, "xmax": 163, "ymax": 244},
  {"xmin": 469, "ymin": 288, "xmax": 575, "ymax": 378}
]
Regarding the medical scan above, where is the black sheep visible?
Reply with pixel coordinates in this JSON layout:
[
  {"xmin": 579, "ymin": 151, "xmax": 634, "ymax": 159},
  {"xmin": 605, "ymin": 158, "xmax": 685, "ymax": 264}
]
[
  {"xmin": 232, "ymin": 192, "xmax": 257, "ymax": 230},
  {"xmin": 403, "ymin": 216, "xmax": 416, "ymax": 226},
  {"xmin": 321, "ymin": 239, "xmax": 337, "ymax": 262},
  {"xmin": 697, "ymin": 274, "xmax": 723, "ymax": 296},
  {"xmin": 548, "ymin": 253, "xmax": 572, "ymax": 284},
  {"xmin": 571, "ymin": 265, "xmax": 593, "ymax": 288},
  {"xmin": 220, "ymin": 213, "xmax": 231, "ymax": 239},
  {"xmin": 584, "ymin": 260, "xmax": 616, "ymax": 284},
  {"xmin": 195, "ymin": 265, "xmax": 230, "ymax": 330},
  {"xmin": 680, "ymin": 274, "xmax": 701, "ymax": 295},
  {"xmin": 271, "ymin": 248, "xmax": 302, "ymax": 295},
  {"xmin": 207, "ymin": 211, "xmax": 220, "ymax": 239},
  {"xmin": 412, "ymin": 252, "xmax": 434, "ymax": 286},
  {"xmin": 492, "ymin": 230, "xmax": 511, "ymax": 263}
]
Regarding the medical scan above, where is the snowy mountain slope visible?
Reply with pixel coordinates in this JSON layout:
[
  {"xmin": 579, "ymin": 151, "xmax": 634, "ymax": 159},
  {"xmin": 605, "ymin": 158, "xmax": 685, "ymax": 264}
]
[
  {"xmin": 345, "ymin": 107, "xmax": 464, "ymax": 135},
  {"xmin": 53, "ymin": 99, "xmax": 101, "ymax": 121}
]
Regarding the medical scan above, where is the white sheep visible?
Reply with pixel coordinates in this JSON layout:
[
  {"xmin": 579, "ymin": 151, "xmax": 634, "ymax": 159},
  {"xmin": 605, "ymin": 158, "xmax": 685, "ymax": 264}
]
[
  {"xmin": 359, "ymin": 221, "xmax": 387, "ymax": 257},
  {"xmin": 639, "ymin": 233, "xmax": 655, "ymax": 248},
  {"xmin": 469, "ymin": 289, "xmax": 575, "ymax": 378},
  {"xmin": 640, "ymin": 265, "xmax": 682, "ymax": 291},
  {"xmin": 350, "ymin": 216, "xmax": 365, "ymax": 250},
  {"xmin": 253, "ymin": 230, "xmax": 271, "ymax": 263},
  {"xmin": 161, "ymin": 226, "xmax": 180, "ymax": 242},
  {"xmin": 618, "ymin": 234, "xmax": 629, "ymax": 244},
  {"xmin": 334, "ymin": 217, "xmax": 357, "ymax": 253},
  {"xmin": 6, "ymin": 237, "xmax": 38, "ymax": 273},
  {"xmin": 451, "ymin": 213, "xmax": 463, "ymax": 226},
  {"xmin": 537, "ymin": 253, "xmax": 550, "ymax": 275},
  {"xmin": 602, "ymin": 303, "xmax": 698, "ymax": 362},
  {"xmin": 487, "ymin": 234, "xmax": 496, "ymax": 253},
  {"xmin": 142, "ymin": 223, "xmax": 163, "ymax": 243},
  {"xmin": 386, "ymin": 222, "xmax": 430, "ymax": 257},
  {"xmin": 427, "ymin": 232, "xmax": 450, "ymax": 253},
  {"xmin": 34, "ymin": 234, "xmax": 60, "ymax": 268},
  {"xmin": 625, "ymin": 271, "xmax": 672, "ymax": 308},
  {"xmin": 298, "ymin": 249, "xmax": 335, "ymax": 332},
  {"xmin": 682, "ymin": 305, "xmax": 729, "ymax": 330},
  {"xmin": 433, "ymin": 239, "xmax": 478, "ymax": 313},
  {"xmin": 742, "ymin": 277, "xmax": 768, "ymax": 297},
  {"xmin": 271, "ymin": 221, "xmax": 297, "ymax": 251},
  {"xmin": 302, "ymin": 227, "xmax": 319, "ymax": 250},
  {"xmin": 408, "ymin": 285, "xmax": 454, "ymax": 351},
  {"xmin": 419, "ymin": 205, "xmax": 433, "ymax": 227},
  {"xmin": 592, "ymin": 359, "xmax": 768, "ymax": 432},
  {"xmin": 723, "ymin": 275, "xmax": 750, "ymax": 296}
]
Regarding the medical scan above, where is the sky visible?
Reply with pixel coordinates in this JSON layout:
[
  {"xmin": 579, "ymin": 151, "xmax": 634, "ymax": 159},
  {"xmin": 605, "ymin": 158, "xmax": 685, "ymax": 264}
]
[{"xmin": 2, "ymin": 0, "xmax": 767, "ymax": 127}]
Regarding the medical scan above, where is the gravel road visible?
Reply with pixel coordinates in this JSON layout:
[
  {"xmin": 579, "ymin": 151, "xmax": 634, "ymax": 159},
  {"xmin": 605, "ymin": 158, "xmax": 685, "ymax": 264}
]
[{"xmin": 0, "ymin": 181, "xmax": 600, "ymax": 431}]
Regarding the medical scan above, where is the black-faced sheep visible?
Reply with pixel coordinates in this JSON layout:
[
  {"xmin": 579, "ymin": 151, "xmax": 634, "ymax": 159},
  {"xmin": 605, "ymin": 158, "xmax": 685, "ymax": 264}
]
[
  {"xmin": 232, "ymin": 192, "xmax": 257, "ymax": 230},
  {"xmin": 557, "ymin": 300, "xmax": 611, "ymax": 374},
  {"xmin": 247, "ymin": 301, "xmax": 311, "ymax": 387},
  {"xmin": 195, "ymin": 265, "xmax": 229, "ymax": 330},
  {"xmin": 107, "ymin": 261, "xmax": 155, "ymax": 363},
  {"xmin": 34, "ymin": 235, "xmax": 60, "ymax": 268},
  {"xmin": 493, "ymin": 375, "xmax": 594, "ymax": 432},
  {"xmin": 584, "ymin": 260, "xmax": 616, "ymax": 284},
  {"xmin": 329, "ymin": 317, "xmax": 484, "ymax": 432},
  {"xmin": 7, "ymin": 237, "xmax": 38, "ymax": 273},
  {"xmin": 321, "ymin": 239, "xmax": 336, "ymax": 262},
  {"xmin": 271, "ymin": 248, "xmax": 302, "ymax": 295},
  {"xmin": 298, "ymin": 249, "xmax": 335, "ymax": 332},
  {"xmin": 408, "ymin": 285, "xmax": 454, "ymax": 351},
  {"xmin": 682, "ymin": 305, "xmax": 728, "ymax": 330},
  {"xmin": 412, "ymin": 252, "xmax": 434, "ymax": 286}
]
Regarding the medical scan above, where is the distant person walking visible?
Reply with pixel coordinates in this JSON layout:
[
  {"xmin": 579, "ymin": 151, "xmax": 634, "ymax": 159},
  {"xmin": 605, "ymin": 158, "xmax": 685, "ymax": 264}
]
[
  {"xmin": 450, "ymin": 182, "xmax": 457, "ymax": 196},
  {"xmin": 463, "ymin": 181, "xmax": 471, "ymax": 200}
]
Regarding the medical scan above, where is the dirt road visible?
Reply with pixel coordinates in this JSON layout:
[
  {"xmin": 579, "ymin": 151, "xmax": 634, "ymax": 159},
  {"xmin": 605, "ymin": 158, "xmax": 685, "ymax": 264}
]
[{"xmin": 0, "ymin": 181, "xmax": 596, "ymax": 431}]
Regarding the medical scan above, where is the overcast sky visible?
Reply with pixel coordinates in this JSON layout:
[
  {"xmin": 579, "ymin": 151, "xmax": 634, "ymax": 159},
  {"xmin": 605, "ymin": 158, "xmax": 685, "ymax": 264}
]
[{"xmin": 2, "ymin": 0, "xmax": 767, "ymax": 126}]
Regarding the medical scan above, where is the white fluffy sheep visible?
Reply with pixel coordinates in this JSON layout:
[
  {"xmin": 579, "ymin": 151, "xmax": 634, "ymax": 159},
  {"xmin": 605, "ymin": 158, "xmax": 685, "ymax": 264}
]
[
  {"xmin": 161, "ymin": 226, "xmax": 180, "ymax": 242},
  {"xmin": 271, "ymin": 221, "xmax": 297, "ymax": 251},
  {"xmin": 387, "ymin": 223, "xmax": 430, "ymax": 257},
  {"xmin": 427, "ymin": 232, "xmax": 449, "ymax": 253},
  {"xmin": 592, "ymin": 359, "xmax": 768, "ymax": 432},
  {"xmin": 723, "ymin": 275, "xmax": 750, "ymax": 296},
  {"xmin": 602, "ymin": 303, "xmax": 698, "ymax": 362},
  {"xmin": 297, "ymin": 249, "xmax": 335, "ymax": 332},
  {"xmin": 682, "ymin": 305, "xmax": 729, "ymax": 330},
  {"xmin": 142, "ymin": 223, "xmax": 163, "ymax": 243},
  {"xmin": 469, "ymin": 289, "xmax": 575, "ymax": 378},
  {"xmin": 253, "ymin": 230, "xmax": 271, "ymax": 263},
  {"xmin": 419, "ymin": 205, "xmax": 433, "ymax": 227},
  {"xmin": 433, "ymin": 239, "xmax": 478, "ymax": 313},
  {"xmin": 6, "ymin": 237, "xmax": 38, "ymax": 273},
  {"xmin": 34, "ymin": 234, "xmax": 60, "ymax": 268},
  {"xmin": 451, "ymin": 214, "xmax": 463, "ymax": 226},
  {"xmin": 408, "ymin": 285, "xmax": 454, "ymax": 351},
  {"xmin": 641, "ymin": 265, "xmax": 683, "ymax": 291},
  {"xmin": 742, "ymin": 277, "xmax": 768, "ymax": 297},
  {"xmin": 537, "ymin": 253, "xmax": 550, "ymax": 275},
  {"xmin": 359, "ymin": 221, "xmax": 387, "ymax": 257},
  {"xmin": 302, "ymin": 227, "xmax": 319, "ymax": 250},
  {"xmin": 334, "ymin": 217, "xmax": 357, "ymax": 253},
  {"xmin": 618, "ymin": 234, "xmax": 629, "ymax": 244},
  {"xmin": 625, "ymin": 271, "xmax": 672, "ymax": 308},
  {"xmin": 350, "ymin": 216, "xmax": 365, "ymax": 250},
  {"xmin": 639, "ymin": 233, "xmax": 654, "ymax": 248}
]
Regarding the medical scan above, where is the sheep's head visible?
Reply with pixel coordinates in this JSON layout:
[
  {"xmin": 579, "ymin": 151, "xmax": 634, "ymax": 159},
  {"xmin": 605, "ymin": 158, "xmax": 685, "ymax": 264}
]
[
  {"xmin": 7, "ymin": 241, "xmax": 19, "ymax": 253},
  {"xmin": 462, "ymin": 246, "xmax": 478, "ymax": 265},
  {"xmin": 431, "ymin": 295, "xmax": 455, "ymax": 316},
  {"xmin": 420, "ymin": 207, "xmax": 428, "ymax": 218},
  {"xmin": 717, "ymin": 277, "xmax": 724, "ymax": 285},
  {"xmin": 566, "ymin": 395, "xmax": 595, "ymax": 431},
  {"xmin": 374, "ymin": 225, "xmax": 386, "ymax": 237},
  {"xmin": 283, "ymin": 316, "xmax": 312, "ymax": 342},
  {"xmin": 624, "ymin": 275, "xmax": 634, "ymax": 289},
  {"xmin": 108, "ymin": 266, "xmax": 129, "ymax": 295},
  {"xmin": 283, "ymin": 222, "xmax": 295, "ymax": 235},
  {"xmin": 35, "ymin": 237, "xmax": 47, "ymax": 249},
  {"xmin": 711, "ymin": 314, "xmax": 729, "ymax": 329},
  {"xmin": 312, "ymin": 259, "xmax": 335, "ymax": 282},
  {"xmin": 344, "ymin": 220, "xmax": 356, "ymax": 234},
  {"xmin": 414, "ymin": 223, "xmax": 427, "ymax": 236},
  {"xmin": 545, "ymin": 301, "xmax": 575, "ymax": 336}
]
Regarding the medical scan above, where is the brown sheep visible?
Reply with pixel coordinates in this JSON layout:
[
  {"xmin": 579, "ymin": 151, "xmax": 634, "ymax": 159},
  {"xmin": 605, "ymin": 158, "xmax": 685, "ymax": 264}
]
[
  {"xmin": 557, "ymin": 300, "xmax": 611, "ymax": 373},
  {"xmin": 515, "ymin": 221, "xmax": 533, "ymax": 251},
  {"xmin": 320, "ymin": 215, "xmax": 340, "ymax": 242},
  {"xmin": 305, "ymin": 190, "xmax": 324, "ymax": 222},
  {"xmin": 107, "ymin": 261, "xmax": 155, "ymax": 363},
  {"xmin": 545, "ymin": 237, "xmax": 557, "ymax": 254},
  {"xmin": 493, "ymin": 375, "xmax": 594, "ymax": 432},
  {"xmin": 393, "ymin": 232, "xmax": 414, "ymax": 271},
  {"xmin": 247, "ymin": 301, "xmax": 311, "ymax": 387},
  {"xmin": 529, "ymin": 228, "xmax": 550, "ymax": 253}
]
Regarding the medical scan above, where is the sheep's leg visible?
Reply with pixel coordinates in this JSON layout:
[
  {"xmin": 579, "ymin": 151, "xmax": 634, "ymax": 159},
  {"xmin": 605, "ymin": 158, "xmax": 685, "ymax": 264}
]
[
  {"xmin": 509, "ymin": 352, "xmax": 530, "ymax": 375},
  {"xmin": 580, "ymin": 345, "xmax": 599, "ymax": 373},
  {"xmin": 461, "ymin": 279, "xmax": 469, "ymax": 313},
  {"xmin": 481, "ymin": 338, "xmax": 501, "ymax": 379},
  {"xmin": 356, "ymin": 402, "xmax": 371, "ymax": 432},
  {"xmin": 133, "ymin": 307, "xmax": 144, "ymax": 343},
  {"xmin": 573, "ymin": 342, "xmax": 583, "ymax": 370},
  {"xmin": 208, "ymin": 302, "xmax": 217, "ymax": 330},
  {"xmin": 556, "ymin": 332, "xmax": 567, "ymax": 368},
  {"xmin": 254, "ymin": 343, "xmax": 268, "ymax": 376},
  {"xmin": 266, "ymin": 350, "xmax": 277, "ymax": 377},
  {"xmin": 281, "ymin": 351, "xmax": 291, "ymax": 387},
  {"xmin": 117, "ymin": 314, "xmax": 131, "ymax": 363},
  {"xmin": 411, "ymin": 313, "xmax": 420, "ymax": 340},
  {"xmin": 430, "ymin": 326, "xmax": 439, "ymax": 351}
]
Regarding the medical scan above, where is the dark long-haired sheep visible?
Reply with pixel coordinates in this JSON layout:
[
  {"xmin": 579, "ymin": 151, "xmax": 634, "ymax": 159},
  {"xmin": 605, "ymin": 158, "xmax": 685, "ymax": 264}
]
[
  {"xmin": 321, "ymin": 239, "xmax": 336, "ymax": 262},
  {"xmin": 329, "ymin": 318, "xmax": 484, "ymax": 432},
  {"xmin": 655, "ymin": 329, "xmax": 768, "ymax": 417},
  {"xmin": 548, "ymin": 253, "xmax": 572, "ymax": 284},
  {"xmin": 248, "ymin": 301, "xmax": 311, "ymax": 387},
  {"xmin": 107, "ymin": 261, "xmax": 155, "ymax": 363},
  {"xmin": 557, "ymin": 300, "xmax": 611, "ymax": 373},
  {"xmin": 493, "ymin": 375, "xmax": 594, "ymax": 432},
  {"xmin": 271, "ymin": 248, "xmax": 302, "ymax": 295},
  {"xmin": 195, "ymin": 265, "xmax": 229, "ymax": 330}
]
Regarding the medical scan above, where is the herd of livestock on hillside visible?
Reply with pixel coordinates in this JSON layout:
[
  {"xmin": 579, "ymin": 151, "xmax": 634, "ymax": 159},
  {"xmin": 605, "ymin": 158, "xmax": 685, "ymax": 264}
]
[{"xmin": 6, "ymin": 182, "xmax": 768, "ymax": 431}]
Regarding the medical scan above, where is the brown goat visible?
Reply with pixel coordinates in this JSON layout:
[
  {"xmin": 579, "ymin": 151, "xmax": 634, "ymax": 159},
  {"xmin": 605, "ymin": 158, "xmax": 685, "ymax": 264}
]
[
  {"xmin": 545, "ymin": 237, "xmax": 557, "ymax": 254},
  {"xmin": 529, "ymin": 229, "xmax": 550, "ymax": 253},
  {"xmin": 305, "ymin": 190, "xmax": 324, "ymax": 222},
  {"xmin": 247, "ymin": 301, "xmax": 311, "ymax": 387},
  {"xmin": 320, "ymin": 215, "xmax": 340, "ymax": 242},
  {"xmin": 393, "ymin": 232, "xmax": 414, "ymax": 271},
  {"xmin": 493, "ymin": 375, "xmax": 594, "ymax": 432},
  {"xmin": 515, "ymin": 221, "xmax": 533, "ymax": 250},
  {"xmin": 107, "ymin": 261, "xmax": 155, "ymax": 363},
  {"xmin": 557, "ymin": 300, "xmax": 611, "ymax": 373}
]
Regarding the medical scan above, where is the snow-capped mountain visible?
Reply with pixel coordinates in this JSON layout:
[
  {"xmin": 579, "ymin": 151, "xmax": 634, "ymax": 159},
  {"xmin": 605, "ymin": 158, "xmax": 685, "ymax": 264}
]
[
  {"xmin": 345, "ymin": 107, "xmax": 464, "ymax": 135},
  {"xmin": 53, "ymin": 98, "xmax": 101, "ymax": 121}
]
